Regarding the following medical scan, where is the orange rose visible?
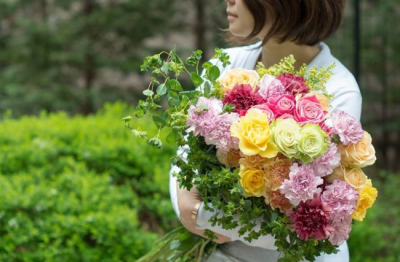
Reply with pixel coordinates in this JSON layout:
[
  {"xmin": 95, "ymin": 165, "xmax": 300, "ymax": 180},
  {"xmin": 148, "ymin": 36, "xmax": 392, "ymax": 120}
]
[
  {"xmin": 218, "ymin": 68, "xmax": 259, "ymax": 92},
  {"xmin": 338, "ymin": 131, "xmax": 376, "ymax": 168}
]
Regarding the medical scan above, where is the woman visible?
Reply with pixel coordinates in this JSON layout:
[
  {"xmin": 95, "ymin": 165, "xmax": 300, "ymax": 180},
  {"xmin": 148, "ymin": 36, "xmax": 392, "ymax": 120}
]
[{"xmin": 170, "ymin": 0, "xmax": 361, "ymax": 261}]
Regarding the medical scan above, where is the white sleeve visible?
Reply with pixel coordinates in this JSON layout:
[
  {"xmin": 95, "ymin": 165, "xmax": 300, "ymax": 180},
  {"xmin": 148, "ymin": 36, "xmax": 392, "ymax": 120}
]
[{"xmin": 330, "ymin": 89, "xmax": 362, "ymax": 121}]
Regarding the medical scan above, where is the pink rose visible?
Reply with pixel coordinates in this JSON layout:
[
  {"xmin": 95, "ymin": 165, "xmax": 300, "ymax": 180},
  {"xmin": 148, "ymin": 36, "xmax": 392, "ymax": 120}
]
[
  {"xmin": 266, "ymin": 94, "xmax": 296, "ymax": 117},
  {"xmin": 251, "ymin": 104, "xmax": 275, "ymax": 121},
  {"xmin": 277, "ymin": 73, "xmax": 309, "ymax": 96},
  {"xmin": 294, "ymin": 95, "xmax": 327, "ymax": 124},
  {"xmin": 258, "ymin": 74, "xmax": 286, "ymax": 99}
]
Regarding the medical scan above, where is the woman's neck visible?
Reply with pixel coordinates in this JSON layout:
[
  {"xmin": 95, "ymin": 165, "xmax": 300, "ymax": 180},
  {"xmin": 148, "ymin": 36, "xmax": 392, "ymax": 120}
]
[{"xmin": 259, "ymin": 40, "xmax": 321, "ymax": 70}]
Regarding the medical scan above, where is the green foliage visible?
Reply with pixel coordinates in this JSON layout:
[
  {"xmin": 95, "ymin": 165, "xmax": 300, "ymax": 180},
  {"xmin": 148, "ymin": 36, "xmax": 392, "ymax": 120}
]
[
  {"xmin": 0, "ymin": 102, "xmax": 178, "ymax": 261},
  {"xmin": 0, "ymin": 0, "xmax": 180, "ymax": 116},
  {"xmin": 348, "ymin": 171, "xmax": 400, "ymax": 262}
]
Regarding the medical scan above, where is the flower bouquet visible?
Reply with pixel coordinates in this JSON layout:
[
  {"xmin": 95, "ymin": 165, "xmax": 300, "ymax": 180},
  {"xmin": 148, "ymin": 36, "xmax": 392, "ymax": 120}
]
[{"xmin": 126, "ymin": 48, "xmax": 378, "ymax": 262}]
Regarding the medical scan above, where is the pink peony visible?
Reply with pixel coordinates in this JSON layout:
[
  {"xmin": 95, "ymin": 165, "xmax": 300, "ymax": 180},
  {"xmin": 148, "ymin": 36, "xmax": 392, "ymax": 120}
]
[
  {"xmin": 280, "ymin": 163, "xmax": 323, "ymax": 206},
  {"xmin": 330, "ymin": 111, "xmax": 364, "ymax": 145},
  {"xmin": 328, "ymin": 216, "xmax": 352, "ymax": 246},
  {"xmin": 311, "ymin": 143, "xmax": 341, "ymax": 177},
  {"xmin": 294, "ymin": 95, "xmax": 327, "ymax": 125},
  {"xmin": 321, "ymin": 179, "xmax": 359, "ymax": 218},
  {"xmin": 186, "ymin": 97, "xmax": 223, "ymax": 136},
  {"xmin": 266, "ymin": 94, "xmax": 296, "ymax": 117},
  {"xmin": 288, "ymin": 194, "xmax": 334, "ymax": 241},
  {"xmin": 277, "ymin": 73, "xmax": 309, "ymax": 96},
  {"xmin": 223, "ymin": 84, "xmax": 265, "ymax": 115},
  {"xmin": 258, "ymin": 74, "xmax": 286, "ymax": 99}
]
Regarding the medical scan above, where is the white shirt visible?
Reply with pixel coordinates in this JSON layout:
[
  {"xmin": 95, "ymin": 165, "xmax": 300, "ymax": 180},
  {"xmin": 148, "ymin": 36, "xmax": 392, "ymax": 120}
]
[{"xmin": 169, "ymin": 42, "xmax": 361, "ymax": 261}]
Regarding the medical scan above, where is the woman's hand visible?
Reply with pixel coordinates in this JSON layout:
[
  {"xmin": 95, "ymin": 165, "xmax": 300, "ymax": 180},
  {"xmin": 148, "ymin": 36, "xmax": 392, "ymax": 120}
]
[{"xmin": 176, "ymin": 183, "xmax": 231, "ymax": 244}]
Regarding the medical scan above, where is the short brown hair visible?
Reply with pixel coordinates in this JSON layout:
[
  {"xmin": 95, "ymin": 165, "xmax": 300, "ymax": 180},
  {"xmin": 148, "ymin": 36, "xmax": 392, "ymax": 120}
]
[{"xmin": 227, "ymin": 0, "xmax": 346, "ymax": 46}]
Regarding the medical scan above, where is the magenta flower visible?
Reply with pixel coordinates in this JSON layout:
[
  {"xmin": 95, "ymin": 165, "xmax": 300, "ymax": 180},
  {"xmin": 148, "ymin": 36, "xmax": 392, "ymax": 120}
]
[
  {"xmin": 258, "ymin": 74, "xmax": 286, "ymax": 99},
  {"xmin": 289, "ymin": 194, "xmax": 334, "ymax": 241},
  {"xmin": 321, "ymin": 179, "xmax": 359, "ymax": 218},
  {"xmin": 328, "ymin": 216, "xmax": 352, "ymax": 246},
  {"xmin": 311, "ymin": 143, "xmax": 341, "ymax": 177},
  {"xmin": 280, "ymin": 163, "xmax": 323, "ymax": 206},
  {"xmin": 223, "ymin": 84, "xmax": 265, "ymax": 115},
  {"xmin": 186, "ymin": 97, "xmax": 223, "ymax": 137},
  {"xmin": 330, "ymin": 110, "xmax": 364, "ymax": 145},
  {"xmin": 277, "ymin": 73, "xmax": 309, "ymax": 96},
  {"xmin": 266, "ymin": 94, "xmax": 296, "ymax": 117}
]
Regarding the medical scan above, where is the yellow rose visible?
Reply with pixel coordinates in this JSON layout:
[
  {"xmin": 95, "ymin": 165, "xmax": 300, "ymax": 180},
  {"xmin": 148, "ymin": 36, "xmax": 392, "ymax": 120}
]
[
  {"xmin": 352, "ymin": 185, "xmax": 378, "ymax": 221},
  {"xmin": 305, "ymin": 92, "xmax": 330, "ymax": 111},
  {"xmin": 338, "ymin": 131, "xmax": 377, "ymax": 168},
  {"xmin": 218, "ymin": 68, "xmax": 259, "ymax": 92},
  {"xmin": 239, "ymin": 166, "xmax": 267, "ymax": 197},
  {"xmin": 344, "ymin": 167, "xmax": 367, "ymax": 191},
  {"xmin": 231, "ymin": 108, "xmax": 279, "ymax": 158},
  {"xmin": 324, "ymin": 165, "xmax": 346, "ymax": 183}
]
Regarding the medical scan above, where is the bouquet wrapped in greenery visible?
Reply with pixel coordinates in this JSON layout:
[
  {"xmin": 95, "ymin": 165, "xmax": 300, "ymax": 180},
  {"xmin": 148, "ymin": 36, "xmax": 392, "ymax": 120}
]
[{"xmin": 126, "ymin": 48, "xmax": 378, "ymax": 262}]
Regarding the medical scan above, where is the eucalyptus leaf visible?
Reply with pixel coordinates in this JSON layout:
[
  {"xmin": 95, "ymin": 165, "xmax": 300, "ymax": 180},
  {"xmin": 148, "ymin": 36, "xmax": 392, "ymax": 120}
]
[
  {"xmin": 156, "ymin": 83, "xmax": 167, "ymax": 95},
  {"xmin": 143, "ymin": 89, "xmax": 154, "ymax": 96}
]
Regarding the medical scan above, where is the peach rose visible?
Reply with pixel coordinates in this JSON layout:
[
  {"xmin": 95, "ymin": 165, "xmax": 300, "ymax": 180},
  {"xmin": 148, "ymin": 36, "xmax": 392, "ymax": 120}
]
[
  {"xmin": 264, "ymin": 189, "xmax": 292, "ymax": 212},
  {"xmin": 218, "ymin": 68, "xmax": 259, "ymax": 92},
  {"xmin": 324, "ymin": 165, "xmax": 346, "ymax": 183},
  {"xmin": 338, "ymin": 131, "xmax": 376, "ymax": 168},
  {"xmin": 217, "ymin": 148, "xmax": 241, "ymax": 168},
  {"xmin": 344, "ymin": 167, "xmax": 367, "ymax": 191}
]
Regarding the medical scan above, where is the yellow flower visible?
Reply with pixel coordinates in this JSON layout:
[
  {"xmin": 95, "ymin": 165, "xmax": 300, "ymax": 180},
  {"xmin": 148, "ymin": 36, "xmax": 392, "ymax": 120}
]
[
  {"xmin": 239, "ymin": 166, "xmax": 266, "ymax": 197},
  {"xmin": 352, "ymin": 185, "xmax": 378, "ymax": 221},
  {"xmin": 338, "ymin": 131, "xmax": 377, "ymax": 168},
  {"xmin": 231, "ymin": 108, "xmax": 279, "ymax": 158},
  {"xmin": 218, "ymin": 68, "xmax": 259, "ymax": 92}
]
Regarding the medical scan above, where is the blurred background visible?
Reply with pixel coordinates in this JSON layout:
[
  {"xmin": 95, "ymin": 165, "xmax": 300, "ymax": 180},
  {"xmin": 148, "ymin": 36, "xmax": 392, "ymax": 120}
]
[{"xmin": 0, "ymin": 0, "xmax": 399, "ymax": 261}]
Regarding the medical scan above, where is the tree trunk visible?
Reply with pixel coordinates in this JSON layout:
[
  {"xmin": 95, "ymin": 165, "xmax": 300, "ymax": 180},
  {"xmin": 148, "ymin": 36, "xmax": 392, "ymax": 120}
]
[{"xmin": 194, "ymin": 0, "xmax": 206, "ymax": 62}]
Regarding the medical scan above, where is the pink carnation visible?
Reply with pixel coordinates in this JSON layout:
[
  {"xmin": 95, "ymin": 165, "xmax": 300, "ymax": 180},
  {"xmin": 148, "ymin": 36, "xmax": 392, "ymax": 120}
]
[
  {"xmin": 205, "ymin": 112, "xmax": 240, "ymax": 153},
  {"xmin": 321, "ymin": 179, "xmax": 359, "ymax": 218},
  {"xmin": 277, "ymin": 73, "xmax": 309, "ymax": 96},
  {"xmin": 328, "ymin": 216, "xmax": 352, "ymax": 246},
  {"xmin": 288, "ymin": 194, "xmax": 334, "ymax": 241},
  {"xmin": 311, "ymin": 143, "xmax": 341, "ymax": 177},
  {"xmin": 330, "ymin": 111, "xmax": 364, "ymax": 145},
  {"xmin": 258, "ymin": 74, "xmax": 286, "ymax": 99},
  {"xmin": 266, "ymin": 94, "xmax": 296, "ymax": 117},
  {"xmin": 186, "ymin": 97, "xmax": 223, "ymax": 136},
  {"xmin": 294, "ymin": 95, "xmax": 327, "ymax": 125},
  {"xmin": 223, "ymin": 84, "xmax": 265, "ymax": 115},
  {"xmin": 280, "ymin": 163, "xmax": 323, "ymax": 206}
]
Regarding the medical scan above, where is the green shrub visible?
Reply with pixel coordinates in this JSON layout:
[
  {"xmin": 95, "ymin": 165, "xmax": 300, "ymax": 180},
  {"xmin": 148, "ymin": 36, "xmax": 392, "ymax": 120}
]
[
  {"xmin": 348, "ymin": 171, "xmax": 400, "ymax": 262},
  {"xmin": 0, "ymin": 103, "xmax": 178, "ymax": 261}
]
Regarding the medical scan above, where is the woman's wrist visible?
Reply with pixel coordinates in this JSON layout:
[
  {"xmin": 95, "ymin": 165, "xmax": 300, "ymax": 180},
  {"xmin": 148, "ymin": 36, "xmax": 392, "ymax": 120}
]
[{"xmin": 180, "ymin": 200, "xmax": 202, "ymax": 226}]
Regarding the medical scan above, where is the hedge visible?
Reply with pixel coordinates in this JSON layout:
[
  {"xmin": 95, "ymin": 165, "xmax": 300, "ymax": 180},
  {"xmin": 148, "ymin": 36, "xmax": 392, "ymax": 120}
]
[{"xmin": 0, "ymin": 103, "xmax": 178, "ymax": 261}]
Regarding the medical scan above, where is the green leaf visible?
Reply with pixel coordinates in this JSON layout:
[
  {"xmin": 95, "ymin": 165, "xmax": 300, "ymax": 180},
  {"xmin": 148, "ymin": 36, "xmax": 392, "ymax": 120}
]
[
  {"xmin": 204, "ymin": 82, "xmax": 211, "ymax": 96},
  {"xmin": 166, "ymin": 131, "xmax": 178, "ymax": 145},
  {"xmin": 152, "ymin": 115, "xmax": 166, "ymax": 129},
  {"xmin": 156, "ymin": 84, "xmax": 167, "ymax": 95},
  {"xmin": 122, "ymin": 116, "xmax": 132, "ymax": 122},
  {"xmin": 134, "ymin": 109, "xmax": 144, "ymax": 118},
  {"xmin": 161, "ymin": 62, "xmax": 169, "ymax": 74},
  {"xmin": 206, "ymin": 65, "xmax": 220, "ymax": 82},
  {"xmin": 191, "ymin": 72, "xmax": 204, "ymax": 88},
  {"xmin": 167, "ymin": 79, "xmax": 183, "ymax": 92},
  {"xmin": 143, "ymin": 89, "xmax": 154, "ymax": 96}
]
